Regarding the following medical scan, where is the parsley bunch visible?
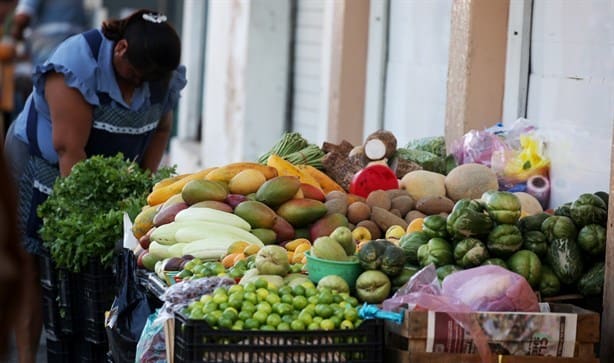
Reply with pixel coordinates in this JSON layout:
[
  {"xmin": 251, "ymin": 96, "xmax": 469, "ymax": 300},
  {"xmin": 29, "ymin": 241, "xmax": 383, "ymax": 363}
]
[{"xmin": 38, "ymin": 153, "xmax": 175, "ymax": 272}]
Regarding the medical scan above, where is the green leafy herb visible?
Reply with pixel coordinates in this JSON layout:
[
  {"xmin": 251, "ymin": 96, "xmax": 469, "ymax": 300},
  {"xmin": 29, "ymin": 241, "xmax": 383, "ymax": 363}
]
[{"xmin": 38, "ymin": 153, "xmax": 175, "ymax": 272}]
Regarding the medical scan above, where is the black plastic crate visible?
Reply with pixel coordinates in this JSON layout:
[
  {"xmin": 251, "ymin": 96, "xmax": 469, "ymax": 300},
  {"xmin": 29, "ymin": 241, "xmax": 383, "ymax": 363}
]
[
  {"xmin": 41, "ymin": 286, "xmax": 74, "ymax": 339},
  {"xmin": 46, "ymin": 334, "xmax": 72, "ymax": 363},
  {"xmin": 174, "ymin": 312, "xmax": 384, "ymax": 363},
  {"xmin": 78, "ymin": 267, "xmax": 115, "ymax": 344},
  {"xmin": 38, "ymin": 249, "xmax": 57, "ymax": 288},
  {"xmin": 74, "ymin": 339, "xmax": 109, "ymax": 363}
]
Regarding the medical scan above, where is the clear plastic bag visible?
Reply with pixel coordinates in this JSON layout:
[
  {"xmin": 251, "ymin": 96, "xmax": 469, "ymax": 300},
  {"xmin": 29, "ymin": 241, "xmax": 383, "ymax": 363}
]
[
  {"xmin": 382, "ymin": 265, "xmax": 540, "ymax": 363},
  {"xmin": 491, "ymin": 133, "xmax": 549, "ymax": 186},
  {"xmin": 134, "ymin": 276, "xmax": 236, "ymax": 363},
  {"xmin": 134, "ymin": 309, "xmax": 167, "ymax": 363}
]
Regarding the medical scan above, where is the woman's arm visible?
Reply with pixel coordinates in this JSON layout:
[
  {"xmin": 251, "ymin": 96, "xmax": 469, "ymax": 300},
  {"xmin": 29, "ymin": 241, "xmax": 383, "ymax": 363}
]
[
  {"xmin": 44, "ymin": 72, "xmax": 93, "ymax": 177},
  {"xmin": 140, "ymin": 111, "xmax": 173, "ymax": 173}
]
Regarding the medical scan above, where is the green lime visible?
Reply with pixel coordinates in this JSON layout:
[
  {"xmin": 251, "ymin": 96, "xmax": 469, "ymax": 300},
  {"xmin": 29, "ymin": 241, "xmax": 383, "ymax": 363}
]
[
  {"xmin": 317, "ymin": 292, "xmax": 334, "ymax": 305},
  {"xmin": 256, "ymin": 288, "xmax": 269, "ymax": 301},
  {"xmin": 277, "ymin": 322, "xmax": 291, "ymax": 331},
  {"xmin": 253, "ymin": 310, "xmax": 268, "ymax": 324},
  {"xmin": 238, "ymin": 310, "xmax": 252, "ymax": 322},
  {"xmin": 204, "ymin": 312, "xmax": 218, "ymax": 327},
  {"xmin": 292, "ymin": 285, "xmax": 306, "ymax": 297},
  {"xmin": 243, "ymin": 291, "xmax": 258, "ymax": 304},
  {"xmin": 265, "ymin": 293, "xmax": 281, "ymax": 305},
  {"xmin": 278, "ymin": 285, "xmax": 293, "ymax": 296},
  {"xmin": 307, "ymin": 322, "xmax": 320, "ymax": 331},
  {"xmin": 292, "ymin": 295, "xmax": 308, "ymax": 310},
  {"xmin": 221, "ymin": 307, "xmax": 238, "ymax": 322},
  {"xmin": 340, "ymin": 320, "xmax": 354, "ymax": 330},
  {"xmin": 228, "ymin": 293, "xmax": 243, "ymax": 309},
  {"xmin": 344, "ymin": 308, "xmax": 358, "ymax": 322},
  {"xmin": 314, "ymin": 304, "xmax": 334, "ymax": 319},
  {"xmin": 228, "ymin": 284, "xmax": 244, "ymax": 294},
  {"xmin": 212, "ymin": 292, "xmax": 228, "ymax": 305},
  {"xmin": 213, "ymin": 286, "xmax": 228, "ymax": 295},
  {"xmin": 218, "ymin": 302, "xmax": 229, "ymax": 311},
  {"xmin": 241, "ymin": 301, "xmax": 256, "ymax": 314},
  {"xmin": 329, "ymin": 315, "xmax": 341, "ymax": 328},
  {"xmin": 256, "ymin": 301, "xmax": 272, "ymax": 314},
  {"xmin": 290, "ymin": 320, "xmax": 306, "ymax": 331},
  {"xmin": 254, "ymin": 278, "xmax": 269, "ymax": 289},
  {"xmin": 344, "ymin": 296, "xmax": 359, "ymax": 307},
  {"xmin": 305, "ymin": 287, "xmax": 318, "ymax": 298},
  {"xmin": 260, "ymin": 325, "xmax": 275, "ymax": 331},
  {"xmin": 203, "ymin": 302, "xmax": 219, "ymax": 313},
  {"xmin": 274, "ymin": 303, "xmax": 293, "ymax": 316},
  {"xmin": 281, "ymin": 314, "xmax": 295, "ymax": 324},
  {"xmin": 298, "ymin": 311, "xmax": 313, "ymax": 325},
  {"xmin": 199, "ymin": 294, "xmax": 213, "ymax": 304},
  {"xmin": 244, "ymin": 318, "xmax": 260, "ymax": 330},
  {"xmin": 218, "ymin": 316, "xmax": 233, "ymax": 329},
  {"xmin": 319, "ymin": 319, "xmax": 335, "ymax": 330},
  {"xmin": 266, "ymin": 313, "xmax": 282, "ymax": 327},
  {"xmin": 281, "ymin": 294, "xmax": 294, "ymax": 304},
  {"xmin": 189, "ymin": 309, "xmax": 204, "ymax": 320},
  {"xmin": 244, "ymin": 283, "xmax": 257, "ymax": 293},
  {"xmin": 232, "ymin": 320, "xmax": 244, "ymax": 331}
]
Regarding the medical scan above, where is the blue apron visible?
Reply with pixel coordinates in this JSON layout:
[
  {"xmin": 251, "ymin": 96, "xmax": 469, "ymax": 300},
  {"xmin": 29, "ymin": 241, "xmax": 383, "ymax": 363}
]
[{"xmin": 19, "ymin": 29, "xmax": 167, "ymax": 255}]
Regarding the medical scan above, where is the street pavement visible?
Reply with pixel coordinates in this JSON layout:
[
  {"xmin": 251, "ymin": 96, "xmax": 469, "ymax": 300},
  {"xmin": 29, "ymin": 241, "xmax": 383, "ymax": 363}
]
[{"xmin": 4, "ymin": 331, "xmax": 47, "ymax": 363}]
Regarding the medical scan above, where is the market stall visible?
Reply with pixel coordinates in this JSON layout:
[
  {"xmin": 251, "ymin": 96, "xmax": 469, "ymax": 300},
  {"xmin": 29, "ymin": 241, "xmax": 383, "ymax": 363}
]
[{"xmin": 36, "ymin": 124, "xmax": 609, "ymax": 363}]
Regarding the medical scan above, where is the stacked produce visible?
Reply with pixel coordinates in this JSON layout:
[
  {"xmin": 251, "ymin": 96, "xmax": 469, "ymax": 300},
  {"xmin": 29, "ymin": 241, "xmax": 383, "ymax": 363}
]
[
  {"xmin": 399, "ymin": 190, "xmax": 608, "ymax": 299},
  {"xmin": 132, "ymin": 129, "xmax": 607, "ymax": 324}
]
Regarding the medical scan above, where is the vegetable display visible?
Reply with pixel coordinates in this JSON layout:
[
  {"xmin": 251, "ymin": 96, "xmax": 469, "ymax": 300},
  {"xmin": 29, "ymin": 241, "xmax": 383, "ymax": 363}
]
[{"xmin": 38, "ymin": 153, "xmax": 174, "ymax": 272}]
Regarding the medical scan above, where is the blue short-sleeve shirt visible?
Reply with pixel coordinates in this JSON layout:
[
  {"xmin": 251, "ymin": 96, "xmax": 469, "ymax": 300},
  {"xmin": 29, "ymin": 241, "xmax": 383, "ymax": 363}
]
[{"xmin": 13, "ymin": 30, "xmax": 187, "ymax": 163}]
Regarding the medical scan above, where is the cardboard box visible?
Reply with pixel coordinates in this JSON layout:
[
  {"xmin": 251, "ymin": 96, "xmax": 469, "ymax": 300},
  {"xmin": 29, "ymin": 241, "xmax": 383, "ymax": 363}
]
[{"xmin": 385, "ymin": 303, "xmax": 599, "ymax": 363}]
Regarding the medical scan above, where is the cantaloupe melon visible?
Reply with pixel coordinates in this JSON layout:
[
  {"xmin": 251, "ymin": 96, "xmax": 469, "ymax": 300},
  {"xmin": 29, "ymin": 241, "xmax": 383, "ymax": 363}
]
[
  {"xmin": 445, "ymin": 163, "xmax": 498, "ymax": 201},
  {"xmin": 400, "ymin": 170, "xmax": 446, "ymax": 201},
  {"xmin": 514, "ymin": 192, "xmax": 543, "ymax": 216}
]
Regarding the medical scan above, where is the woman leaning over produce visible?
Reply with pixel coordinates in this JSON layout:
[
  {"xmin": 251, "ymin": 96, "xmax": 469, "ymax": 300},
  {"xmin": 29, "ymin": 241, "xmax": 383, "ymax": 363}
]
[{"xmin": 3, "ymin": 9, "xmax": 186, "ymax": 363}]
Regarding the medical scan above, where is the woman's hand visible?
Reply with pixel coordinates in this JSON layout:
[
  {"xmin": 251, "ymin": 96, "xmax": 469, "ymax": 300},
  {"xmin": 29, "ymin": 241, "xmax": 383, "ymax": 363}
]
[{"xmin": 45, "ymin": 72, "xmax": 93, "ymax": 177}]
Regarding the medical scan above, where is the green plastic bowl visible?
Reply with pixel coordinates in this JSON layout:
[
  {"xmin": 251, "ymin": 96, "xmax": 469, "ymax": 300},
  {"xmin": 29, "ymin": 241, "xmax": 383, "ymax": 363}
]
[{"xmin": 305, "ymin": 251, "xmax": 363, "ymax": 290}]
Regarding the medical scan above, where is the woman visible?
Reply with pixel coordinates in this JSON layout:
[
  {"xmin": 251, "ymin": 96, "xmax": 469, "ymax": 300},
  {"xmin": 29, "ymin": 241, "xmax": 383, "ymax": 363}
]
[{"xmin": 3, "ymin": 8, "xmax": 186, "ymax": 362}]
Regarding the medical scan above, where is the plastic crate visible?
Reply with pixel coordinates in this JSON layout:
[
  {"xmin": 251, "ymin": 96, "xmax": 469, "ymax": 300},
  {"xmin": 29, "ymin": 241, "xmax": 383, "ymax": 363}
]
[
  {"xmin": 173, "ymin": 312, "xmax": 385, "ymax": 363},
  {"xmin": 77, "ymin": 264, "xmax": 115, "ymax": 344},
  {"xmin": 46, "ymin": 335, "xmax": 72, "ymax": 363},
  {"xmin": 41, "ymin": 286, "xmax": 74, "ymax": 339},
  {"xmin": 74, "ymin": 339, "xmax": 109, "ymax": 363},
  {"xmin": 38, "ymin": 249, "xmax": 57, "ymax": 288}
]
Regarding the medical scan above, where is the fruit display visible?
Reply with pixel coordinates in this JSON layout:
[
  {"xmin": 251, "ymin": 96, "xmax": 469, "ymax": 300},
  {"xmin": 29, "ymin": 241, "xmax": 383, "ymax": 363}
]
[
  {"xmin": 131, "ymin": 129, "xmax": 608, "ymax": 322},
  {"xmin": 183, "ymin": 277, "xmax": 363, "ymax": 332}
]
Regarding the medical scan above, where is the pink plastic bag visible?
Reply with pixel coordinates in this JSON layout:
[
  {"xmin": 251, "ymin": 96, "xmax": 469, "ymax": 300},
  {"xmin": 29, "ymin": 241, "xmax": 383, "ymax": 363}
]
[
  {"xmin": 450, "ymin": 130, "xmax": 509, "ymax": 167},
  {"xmin": 442, "ymin": 265, "xmax": 539, "ymax": 312},
  {"xmin": 382, "ymin": 265, "xmax": 540, "ymax": 363}
]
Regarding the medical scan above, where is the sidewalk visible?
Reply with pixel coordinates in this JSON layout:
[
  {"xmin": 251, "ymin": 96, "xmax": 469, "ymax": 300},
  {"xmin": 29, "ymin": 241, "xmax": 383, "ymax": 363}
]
[{"xmin": 4, "ymin": 331, "xmax": 47, "ymax": 363}]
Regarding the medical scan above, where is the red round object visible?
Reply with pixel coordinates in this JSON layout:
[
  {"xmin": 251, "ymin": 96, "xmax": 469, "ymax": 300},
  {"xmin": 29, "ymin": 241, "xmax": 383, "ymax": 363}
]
[{"xmin": 349, "ymin": 164, "xmax": 399, "ymax": 198}]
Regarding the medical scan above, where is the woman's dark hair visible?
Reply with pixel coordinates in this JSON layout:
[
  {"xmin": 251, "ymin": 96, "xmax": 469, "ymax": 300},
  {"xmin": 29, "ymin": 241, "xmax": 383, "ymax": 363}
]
[{"xmin": 102, "ymin": 9, "xmax": 181, "ymax": 82}]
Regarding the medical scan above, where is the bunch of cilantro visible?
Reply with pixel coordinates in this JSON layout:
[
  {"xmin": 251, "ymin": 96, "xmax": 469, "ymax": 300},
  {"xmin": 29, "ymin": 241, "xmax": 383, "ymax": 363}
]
[{"xmin": 38, "ymin": 153, "xmax": 175, "ymax": 273}]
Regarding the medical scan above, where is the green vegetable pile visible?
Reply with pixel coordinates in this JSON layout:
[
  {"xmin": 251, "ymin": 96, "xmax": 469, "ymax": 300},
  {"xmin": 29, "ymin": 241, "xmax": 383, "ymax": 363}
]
[
  {"xmin": 38, "ymin": 153, "xmax": 175, "ymax": 272},
  {"xmin": 395, "ymin": 136, "xmax": 456, "ymax": 175},
  {"xmin": 399, "ymin": 190, "xmax": 608, "ymax": 298}
]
